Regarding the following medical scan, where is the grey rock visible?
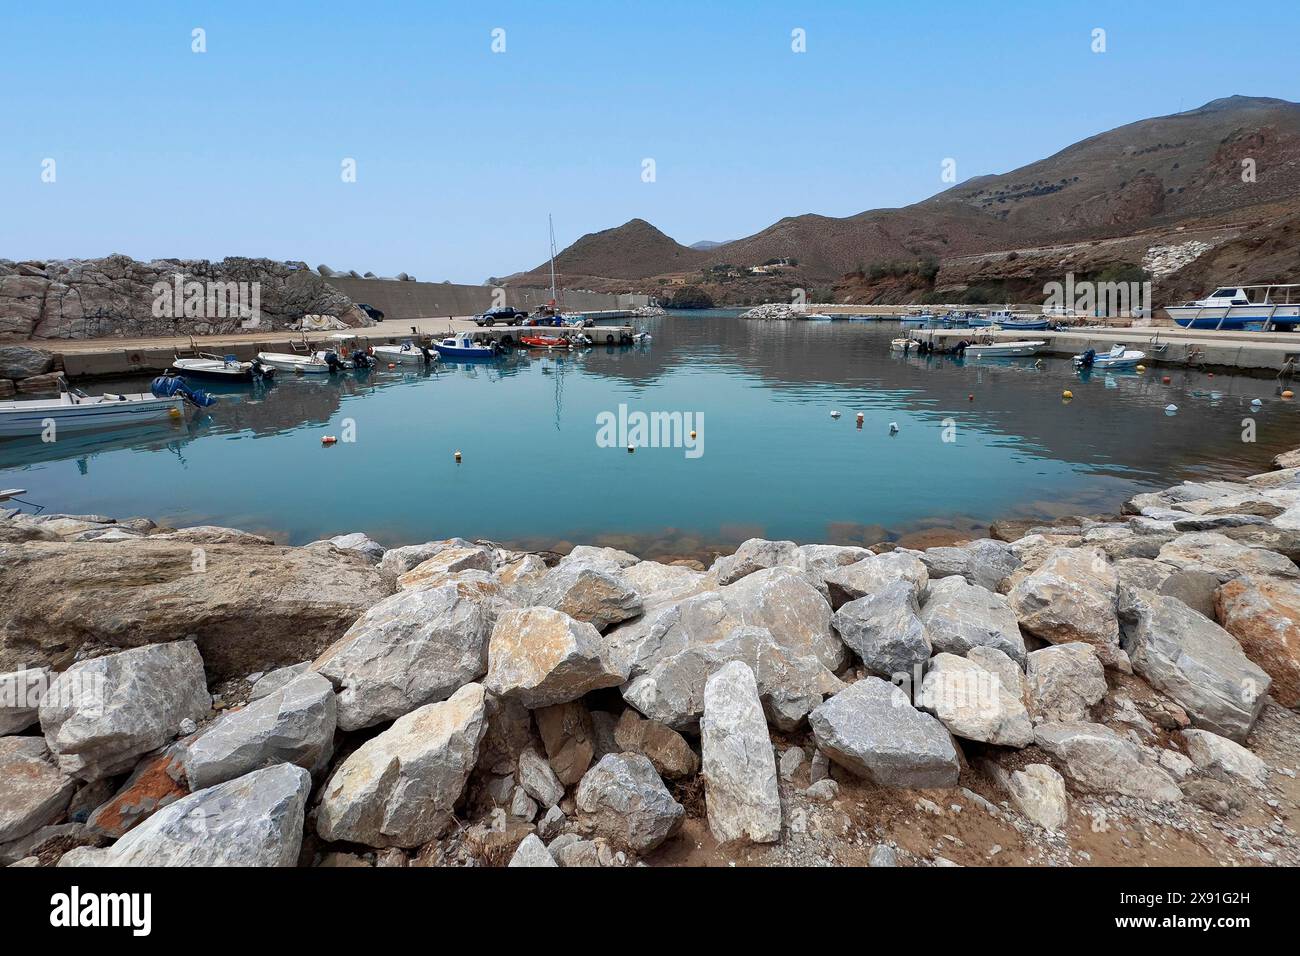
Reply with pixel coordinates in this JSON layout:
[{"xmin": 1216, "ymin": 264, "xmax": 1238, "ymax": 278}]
[
  {"xmin": 509, "ymin": 786, "xmax": 538, "ymax": 821},
  {"xmin": 1005, "ymin": 763, "xmax": 1068, "ymax": 830},
  {"xmin": 1156, "ymin": 531, "xmax": 1299, "ymax": 583},
  {"xmin": 0, "ymin": 737, "xmax": 76, "ymax": 843},
  {"xmin": 181, "ymin": 672, "xmax": 336, "ymax": 789},
  {"xmin": 614, "ymin": 708, "xmax": 699, "ymax": 779},
  {"xmin": 825, "ymin": 552, "xmax": 929, "ymax": 608},
  {"xmin": 833, "ymin": 580, "xmax": 930, "ymax": 678},
  {"xmin": 919, "ymin": 538, "xmax": 1020, "ymax": 591},
  {"xmin": 320, "ymin": 532, "xmax": 386, "ymax": 564},
  {"xmin": 508, "ymin": 833, "xmax": 557, "ymax": 867},
  {"xmin": 314, "ymin": 581, "xmax": 497, "ymax": 730},
  {"xmin": 1123, "ymin": 592, "xmax": 1270, "ymax": 741},
  {"xmin": 920, "ymin": 576, "xmax": 1026, "ymax": 664},
  {"xmin": 1181, "ymin": 729, "xmax": 1269, "ymax": 787},
  {"xmin": 1007, "ymin": 547, "xmax": 1121, "ymax": 666},
  {"xmin": 803, "ymin": 778, "xmax": 839, "ymax": 802},
  {"xmin": 316, "ymin": 684, "xmax": 486, "ymax": 848},
  {"xmin": 868, "ymin": 844, "xmax": 898, "ymax": 867},
  {"xmin": 533, "ymin": 564, "xmax": 643, "ymax": 632},
  {"xmin": 779, "ymin": 746, "xmax": 805, "ymax": 780},
  {"xmin": 39, "ymin": 641, "xmax": 211, "ymax": 781},
  {"xmin": 618, "ymin": 561, "xmax": 707, "ymax": 608},
  {"xmin": 1033, "ymin": 721, "xmax": 1182, "ymax": 802},
  {"xmin": 1026, "ymin": 643, "xmax": 1107, "ymax": 723},
  {"xmin": 536, "ymin": 701, "xmax": 596, "ymax": 786},
  {"xmin": 485, "ymin": 607, "xmax": 626, "ymax": 709},
  {"xmin": 537, "ymin": 804, "xmax": 566, "ymax": 841},
  {"xmin": 711, "ymin": 537, "xmax": 800, "ymax": 585},
  {"xmin": 249, "ymin": 662, "xmax": 311, "ymax": 701},
  {"xmin": 700, "ymin": 661, "xmax": 781, "ymax": 844},
  {"xmin": 574, "ymin": 753, "xmax": 685, "ymax": 853},
  {"xmin": 918, "ymin": 653, "xmax": 1033, "ymax": 747},
  {"xmin": 809, "ymin": 677, "xmax": 960, "ymax": 788},
  {"xmin": 517, "ymin": 746, "xmax": 566, "ymax": 808},
  {"xmin": 59, "ymin": 764, "xmax": 310, "ymax": 867},
  {"xmin": 0, "ymin": 666, "xmax": 49, "ymax": 735}
]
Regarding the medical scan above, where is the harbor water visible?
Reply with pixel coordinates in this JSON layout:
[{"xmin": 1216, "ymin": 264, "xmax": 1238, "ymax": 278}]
[{"xmin": 4, "ymin": 311, "xmax": 1298, "ymax": 559}]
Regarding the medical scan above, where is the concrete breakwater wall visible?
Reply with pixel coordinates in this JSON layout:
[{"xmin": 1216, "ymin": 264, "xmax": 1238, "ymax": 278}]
[{"xmin": 325, "ymin": 276, "xmax": 635, "ymax": 321}]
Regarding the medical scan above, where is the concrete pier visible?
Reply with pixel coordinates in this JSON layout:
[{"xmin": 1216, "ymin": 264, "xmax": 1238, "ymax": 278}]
[{"xmin": 907, "ymin": 327, "xmax": 1300, "ymax": 374}]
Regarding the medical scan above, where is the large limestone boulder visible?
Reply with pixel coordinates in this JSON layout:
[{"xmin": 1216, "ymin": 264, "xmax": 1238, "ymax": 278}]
[
  {"xmin": 809, "ymin": 677, "xmax": 960, "ymax": 788},
  {"xmin": 313, "ymin": 581, "xmax": 497, "ymax": 731},
  {"xmin": 484, "ymin": 607, "xmax": 626, "ymax": 708},
  {"xmin": 618, "ymin": 561, "xmax": 707, "ymax": 608},
  {"xmin": 1033, "ymin": 722, "xmax": 1182, "ymax": 802},
  {"xmin": 832, "ymin": 580, "xmax": 930, "ymax": 678},
  {"xmin": 309, "ymin": 532, "xmax": 385, "ymax": 564},
  {"xmin": 0, "ymin": 539, "xmax": 387, "ymax": 678},
  {"xmin": 377, "ymin": 538, "xmax": 476, "ymax": 580},
  {"xmin": 395, "ymin": 545, "xmax": 497, "ymax": 590},
  {"xmin": 316, "ymin": 684, "xmax": 487, "ymax": 848},
  {"xmin": 561, "ymin": 545, "xmax": 640, "ymax": 573},
  {"xmin": 60, "ymin": 763, "xmax": 311, "ymax": 867},
  {"xmin": 1180, "ymin": 728, "xmax": 1269, "ymax": 787},
  {"xmin": 0, "ymin": 666, "xmax": 49, "ymax": 734},
  {"xmin": 39, "ymin": 641, "xmax": 211, "ymax": 780},
  {"xmin": 1156, "ymin": 532, "xmax": 1299, "ymax": 583},
  {"xmin": 699, "ymin": 661, "xmax": 781, "ymax": 844},
  {"xmin": 1123, "ymin": 592, "xmax": 1269, "ymax": 741},
  {"xmin": 0, "ymin": 737, "xmax": 76, "ymax": 843},
  {"xmin": 824, "ymin": 552, "xmax": 928, "ymax": 608},
  {"xmin": 508, "ymin": 833, "xmax": 558, "ymax": 867},
  {"xmin": 919, "ymin": 576, "xmax": 1026, "ymax": 664},
  {"xmin": 1215, "ymin": 575, "xmax": 1300, "ymax": 707},
  {"xmin": 711, "ymin": 538, "xmax": 800, "ymax": 586},
  {"xmin": 181, "ymin": 672, "xmax": 336, "ymax": 789},
  {"xmin": 916, "ymin": 539, "xmax": 1020, "ymax": 592},
  {"xmin": 1025, "ymin": 643, "xmax": 1107, "ymax": 723},
  {"xmin": 721, "ymin": 567, "xmax": 846, "ymax": 671},
  {"xmin": 794, "ymin": 543, "xmax": 875, "ymax": 581},
  {"xmin": 918, "ymin": 653, "xmax": 1033, "ymax": 747},
  {"xmin": 1005, "ymin": 763, "xmax": 1068, "ymax": 830},
  {"xmin": 1007, "ymin": 547, "xmax": 1121, "ymax": 665},
  {"xmin": 532, "ymin": 564, "xmax": 643, "ymax": 631},
  {"xmin": 574, "ymin": 753, "xmax": 684, "ymax": 853}
]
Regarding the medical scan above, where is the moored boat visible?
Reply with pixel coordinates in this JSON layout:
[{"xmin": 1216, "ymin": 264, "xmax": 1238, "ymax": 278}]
[
  {"xmin": 0, "ymin": 382, "xmax": 187, "ymax": 439},
  {"xmin": 1074, "ymin": 344, "xmax": 1146, "ymax": 369},
  {"xmin": 171, "ymin": 354, "xmax": 275, "ymax": 381},
  {"xmin": 520, "ymin": 334, "xmax": 571, "ymax": 349},
  {"xmin": 256, "ymin": 351, "xmax": 335, "ymax": 374},
  {"xmin": 1166, "ymin": 285, "xmax": 1300, "ymax": 330},
  {"xmin": 372, "ymin": 341, "xmax": 435, "ymax": 365},
  {"xmin": 962, "ymin": 339, "xmax": 1046, "ymax": 358},
  {"xmin": 432, "ymin": 332, "xmax": 503, "ymax": 360}
]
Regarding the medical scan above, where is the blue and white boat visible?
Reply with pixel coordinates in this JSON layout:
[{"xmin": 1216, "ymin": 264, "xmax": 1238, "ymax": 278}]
[
  {"xmin": 432, "ymin": 332, "xmax": 503, "ymax": 360},
  {"xmin": 999, "ymin": 316, "xmax": 1050, "ymax": 331},
  {"xmin": 898, "ymin": 313, "xmax": 936, "ymax": 326},
  {"xmin": 1166, "ymin": 285, "xmax": 1300, "ymax": 330}
]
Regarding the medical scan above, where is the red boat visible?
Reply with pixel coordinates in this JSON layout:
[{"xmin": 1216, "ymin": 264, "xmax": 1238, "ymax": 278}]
[{"xmin": 520, "ymin": 335, "xmax": 570, "ymax": 349}]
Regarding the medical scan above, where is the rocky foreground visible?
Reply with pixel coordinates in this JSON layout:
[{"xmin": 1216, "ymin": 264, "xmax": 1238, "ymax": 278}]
[{"xmin": 4, "ymin": 458, "xmax": 1300, "ymax": 868}]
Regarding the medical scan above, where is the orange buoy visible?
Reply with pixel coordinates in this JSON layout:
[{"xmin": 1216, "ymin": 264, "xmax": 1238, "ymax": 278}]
[
  {"xmin": 321, "ymin": 436, "xmax": 337, "ymax": 445},
  {"xmin": 1062, "ymin": 390, "xmax": 1073, "ymax": 400},
  {"xmin": 387, "ymin": 363, "xmax": 397, "ymax": 370},
  {"xmin": 1284, "ymin": 390, "xmax": 1295, "ymax": 400},
  {"xmin": 1162, "ymin": 376, "xmax": 1171, "ymax": 384}
]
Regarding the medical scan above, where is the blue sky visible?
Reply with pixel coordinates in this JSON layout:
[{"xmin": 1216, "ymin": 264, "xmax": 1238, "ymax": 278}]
[{"xmin": 2, "ymin": 0, "xmax": 1298, "ymax": 282}]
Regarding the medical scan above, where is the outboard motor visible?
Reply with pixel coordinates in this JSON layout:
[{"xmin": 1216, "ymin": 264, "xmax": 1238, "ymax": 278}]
[
  {"xmin": 1079, "ymin": 348, "xmax": 1096, "ymax": 369},
  {"xmin": 250, "ymin": 358, "xmax": 276, "ymax": 380},
  {"xmin": 151, "ymin": 374, "xmax": 217, "ymax": 408},
  {"xmin": 955, "ymin": 339, "xmax": 970, "ymax": 354},
  {"xmin": 321, "ymin": 350, "xmax": 342, "ymax": 372}
]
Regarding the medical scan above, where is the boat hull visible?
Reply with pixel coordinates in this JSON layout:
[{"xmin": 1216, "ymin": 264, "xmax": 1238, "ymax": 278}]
[
  {"xmin": 372, "ymin": 346, "xmax": 431, "ymax": 365},
  {"xmin": 433, "ymin": 344, "xmax": 499, "ymax": 359},
  {"xmin": 1167, "ymin": 305, "xmax": 1300, "ymax": 330},
  {"xmin": 256, "ymin": 352, "xmax": 331, "ymax": 374},
  {"xmin": 0, "ymin": 396, "xmax": 184, "ymax": 438},
  {"xmin": 170, "ymin": 359, "xmax": 257, "ymax": 381},
  {"xmin": 964, "ymin": 340, "xmax": 1045, "ymax": 358}
]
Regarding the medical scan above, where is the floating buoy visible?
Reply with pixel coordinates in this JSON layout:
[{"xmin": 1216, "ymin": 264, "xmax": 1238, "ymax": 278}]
[
  {"xmin": 889, "ymin": 422, "xmax": 899, "ymax": 434},
  {"xmin": 690, "ymin": 430, "xmax": 697, "ymax": 440},
  {"xmin": 1208, "ymin": 372, "xmax": 1215, "ymax": 378},
  {"xmin": 1062, "ymin": 390, "xmax": 1073, "ymax": 400},
  {"xmin": 1136, "ymin": 365, "xmax": 1145, "ymax": 372},
  {"xmin": 830, "ymin": 410, "xmax": 841, "ymax": 419},
  {"xmin": 1162, "ymin": 376, "xmax": 1171, "ymax": 384},
  {"xmin": 968, "ymin": 394, "xmax": 974, "ymax": 402},
  {"xmin": 1165, "ymin": 404, "xmax": 1178, "ymax": 414},
  {"xmin": 168, "ymin": 407, "xmax": 182, "ymax": 419},
  {"xmin": 627, "ymin": 445, "xmax": 635, "ymax": 453},
  {"xmin": 454, "ymin": 450, "xmax": 462, "ymax": 462},
  {"xmin": 321, "ymin": 435, "xmax": 337, "ymax": 445},
  {"xmin": 387, "ymin": 363, "xmax": 396, "ymax": 370},
  {"xmin": 855, "ymin": 412, "xmax": 864, "ymax": 424},
  {"xmin": 1284, "ymin": 390, "xmax": 1295, "ymax": 400},
  {"xmin": 1251, "ymin": 398, "xmax": 1263, "ymax": 407}
]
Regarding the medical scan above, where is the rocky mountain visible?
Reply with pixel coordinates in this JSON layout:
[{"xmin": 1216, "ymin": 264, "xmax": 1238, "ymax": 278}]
[{"xmin": 503, "ymin": 96, "xmax": 1300, "ymax": 304}]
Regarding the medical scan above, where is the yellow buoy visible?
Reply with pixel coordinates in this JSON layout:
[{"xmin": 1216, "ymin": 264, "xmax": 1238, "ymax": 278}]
[
  {"xmin": 168, "ymin": 407, "xmax": 182, "ymax": 419},
  {"xmin": 1136, "ymin": 365, "xmax": 1145, "ymax": 372},
  {"xmin": 1062, "ymin": 390, "xmax": 1073, "ymax": 400},
  {"xmin": 1284, "ymin": 390, "xmax": 1295, "ymax": 400}
]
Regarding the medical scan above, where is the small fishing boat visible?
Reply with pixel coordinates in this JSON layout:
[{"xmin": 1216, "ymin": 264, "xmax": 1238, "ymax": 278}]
[
  {"xmin": 256, "ymin": 351, "xmax": 335, "ymax": 374},
  {"xmin": 898, "ymin": 313, "xmax": 936, "ymax": 326},
  {"xmin": 804, "ymin": 313, "xmax": 833, "ymax": 322},
  {"xmin": 0, "ymin": 381, "xmax": 190, "ymax": 439},
  {"xmin": 520, "ymin": 334, "xmax": 571, "ymax": 349},
  {"xmin": 962, "ymin": 340, "xmax": 1046, "ymax": 358},
  {"xmin": 171, "ymin": 354, "xmax": 275, "ymax": 381},
  {"xmin": 372, "ymin": 341, "xmax": 435, "ymax": 365},
  {"xmin": 998, "ymin": 316, "xmax": 1050, "ymax": 331},
  {"xmin": 1073, "ymin": 344, "xmax": 1146, "ymax": 369},
  {"xmin": 889, "ymin": 337, "xmax": 915, "ymax": 351},
  {"xmin": 432, "ymin": 332, "xmax": 502, "ymax": 360}
]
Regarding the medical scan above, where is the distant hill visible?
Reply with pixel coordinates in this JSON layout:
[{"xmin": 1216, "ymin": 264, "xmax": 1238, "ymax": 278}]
[
  {"xmin": 500, "ymin": 96, "xmax": 1300, "ymax": 302},
  {"xmin": 689, "ymin": 239, "xmax": 733, "ymax": 250}
]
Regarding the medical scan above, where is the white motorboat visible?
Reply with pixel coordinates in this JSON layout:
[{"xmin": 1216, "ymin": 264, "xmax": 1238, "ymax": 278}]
[
  {"xmin": 1073, "ymin": 344, "xmax": 1146, "ymax": 369},
  {"xmin": 1166, "ymin": 284, "xmax": 1300, "ymax": 330},
  {"xmin": 962, "ymin": 340, "xmax": 1046, "ymax": 358},
  {"xmin": 373, "ymin": 341, "xmax": 435, "ymax": 365},
  {"xmin": 171, "ymin": 354, "xmax": 274, "ymax": 381},
  {"xmin": 890, "ymin": 337, "xmax": 915, "ymax": 351},
  {"xmin": 256, "ymin": 351, "xmax": 334, "ymax": 374},
  {"xmin": 0, "ymin": 386, "xmax": 184, "ymax": 439}
]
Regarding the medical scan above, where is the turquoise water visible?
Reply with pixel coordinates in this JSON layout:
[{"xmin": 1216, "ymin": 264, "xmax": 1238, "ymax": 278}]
[{"xmin": 4, "ymin": 311, "xmax": 1299, "ymax": 558}]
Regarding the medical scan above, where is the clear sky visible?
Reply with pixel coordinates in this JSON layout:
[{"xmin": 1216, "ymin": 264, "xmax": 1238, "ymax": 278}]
[{"xmin": 2, "ymin": 0, "xmax": 1298, "ymax": 283}]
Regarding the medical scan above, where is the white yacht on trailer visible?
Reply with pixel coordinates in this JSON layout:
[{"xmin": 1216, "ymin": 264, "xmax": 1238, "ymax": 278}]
[{"xmin": 1166, "ymin": 285, "xmax": 1300, "ymax": 330}]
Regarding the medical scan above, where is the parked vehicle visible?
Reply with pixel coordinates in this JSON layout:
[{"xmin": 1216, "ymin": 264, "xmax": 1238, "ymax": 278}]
[{"xmin": 474, "ymin": 307, "xmax": 527, "ymax": 327}]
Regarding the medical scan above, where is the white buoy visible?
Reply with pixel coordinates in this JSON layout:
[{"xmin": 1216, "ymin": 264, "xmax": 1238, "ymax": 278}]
[
  {"xmin": 889, "ymin": 422, "xmax": 899, "ymax": 434},
  {"xmin": 830, "ymin": 410, "xmax": 841, "ymax": 419},
  {"xmin": 1251, "ymin": 398, "xmax": 1263, "ymax": 407},
  {"xmin": 1165, "ymin": 404, "xmax": 1178, "ymax": 415}
]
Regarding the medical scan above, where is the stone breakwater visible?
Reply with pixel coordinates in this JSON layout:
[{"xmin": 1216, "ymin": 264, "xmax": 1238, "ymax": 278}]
[
  {"xmin": 3, "ymin": 457, "xmax": 1300, "ymax": 867},
  {"xmin": 0, "ymin": 255, "xmax": 372, "ymax": 342}
]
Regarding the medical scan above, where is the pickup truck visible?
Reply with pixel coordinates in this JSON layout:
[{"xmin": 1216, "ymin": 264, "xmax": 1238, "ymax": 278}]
[{"xmin": 473, "ymin": 307, "xmax": 527, "ymax": 327}]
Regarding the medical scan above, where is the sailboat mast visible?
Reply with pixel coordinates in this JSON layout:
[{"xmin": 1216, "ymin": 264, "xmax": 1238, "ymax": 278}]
[{"xmin": 548, "ymin": 214, "xmax": 558, "ymax": 306}]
